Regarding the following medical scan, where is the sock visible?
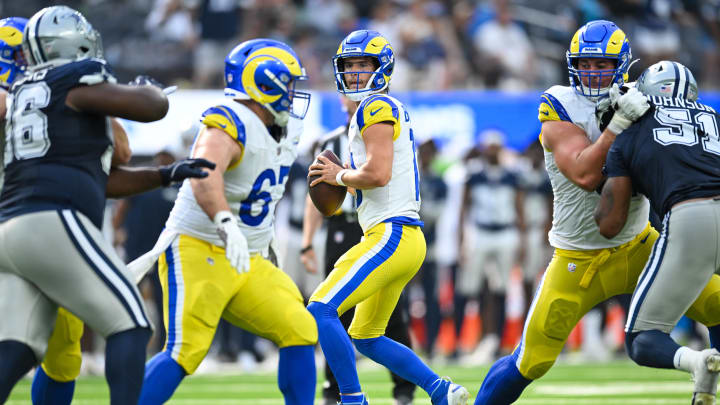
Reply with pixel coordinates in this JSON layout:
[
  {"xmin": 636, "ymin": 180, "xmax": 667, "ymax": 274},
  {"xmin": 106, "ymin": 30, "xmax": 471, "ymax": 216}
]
[
  {"xmin": 708, "ymin": 325, "xmax": 720, "ymax": 350},
  {"xmin": 278, "ymin": 345, "xmax": 316, "ymax": 405},
  {"xmin": 138, "ymin": 351, "xmax": 187, "ymax": 405},
  {"xmin": 352, "ymin": 336, "xmax": 439, "ymax": 394},
  {"xmin": 474, "ymin": 351, "xmax": 532, "ymax": 405},
  {"xmin": 674, "ymin": 346, "xmax": 704, "ymax": 372},
  {"xmin": 307, "ymin": 301, "xmax": 362, "ymax": 394},
  {"xmin": 31, "ymin": 366, "xmax": 75, "ymax": 405},
  {"xmin": 340, "ymin": 392, "xmax": 367, "ymax": 404},
  {"xmin": 0, "ymin": 340, "xmax": 38, "ymax": 403},
  {"xmin": 105, "ymin": 327, "xmax": 151, "ymax": 405},
  {"xmin": 626, "ymin": 330, "xmax": 679, "ymax": 369}
]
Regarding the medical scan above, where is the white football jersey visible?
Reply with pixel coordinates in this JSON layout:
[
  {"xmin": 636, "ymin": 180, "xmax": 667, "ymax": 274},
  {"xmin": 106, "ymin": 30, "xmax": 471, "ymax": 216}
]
[
  {"xmin": 166, "ymin": 100, "xmax": 300, "ymax": 252},
  {"xmin": 539, "ymin": 85, "xmax": 649, "ymax": 250},
  {"xmin": 347, "ymin": 94, "xmax": 421, "ymax": 232}
]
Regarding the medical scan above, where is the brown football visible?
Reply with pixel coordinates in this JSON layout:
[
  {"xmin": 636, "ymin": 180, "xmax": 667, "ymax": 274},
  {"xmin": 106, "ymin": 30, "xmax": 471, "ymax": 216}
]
[{"xmin": 308, "ymin": 149, "xmax": 348, "ymax": 216}]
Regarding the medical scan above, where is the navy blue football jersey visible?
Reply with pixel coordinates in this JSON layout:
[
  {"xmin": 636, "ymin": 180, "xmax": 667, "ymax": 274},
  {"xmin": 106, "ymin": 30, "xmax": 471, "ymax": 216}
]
[
  {"xmin": 0, "ymin": 59, "xmax": 116, "ymax": 228},
  {"xmin": 605, "ymin": 97, "xmax": 720, "ymax": 217}
]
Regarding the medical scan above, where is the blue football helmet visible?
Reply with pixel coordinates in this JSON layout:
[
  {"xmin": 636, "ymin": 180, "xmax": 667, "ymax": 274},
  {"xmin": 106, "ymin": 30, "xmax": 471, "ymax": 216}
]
[
  {"xmin": 566, "ymin": 20, "xmax": 632, "ymax": 99},
  {"xmin": 224, "ymin": 39, "xmax": 310, "ymax": 126},
  {"xmin": 0, "ymin": 17, "xmax": 28, "ymax": 89},
  {"xmin": 333, "ymin": 30, "xmax": 394, "ymax": 102}
]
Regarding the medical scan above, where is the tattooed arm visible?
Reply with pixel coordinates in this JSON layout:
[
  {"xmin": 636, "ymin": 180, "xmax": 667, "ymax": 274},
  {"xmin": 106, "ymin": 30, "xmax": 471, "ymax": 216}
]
[{"xmin": 594, "ymin": 176, "xmax": 633, "ymax": 239}]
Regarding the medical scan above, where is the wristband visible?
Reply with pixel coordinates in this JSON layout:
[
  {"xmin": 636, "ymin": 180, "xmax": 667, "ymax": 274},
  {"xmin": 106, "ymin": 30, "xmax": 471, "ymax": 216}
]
[
  {"xmin": 300, "ymin": 245, "xmax": 313, "ymax": 254},
  {"xmin": 336, "ymin": 169, "xmax": 349, "ymax": 187}
]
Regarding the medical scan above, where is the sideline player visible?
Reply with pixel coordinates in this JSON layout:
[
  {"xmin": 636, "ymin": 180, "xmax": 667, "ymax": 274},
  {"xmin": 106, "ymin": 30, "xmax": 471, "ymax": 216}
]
[
  {"xmin": 131, "ymin": 39, "xmax": 318, "ymax": 405},
  {"xmin": 595, "ymin": 61, "xmax": 720, "ymax": 404},
  {"xmin": 0, "ymin": 6, "xmax": 169, "ymax": 404},
  {"xmin": 301, "ymin": 95, "xmax": 416, "ymax": 405},
  {"xmin": 475, "ymin": 20, "xmax": 720, "ymax": 404},
  {"xmin": 306, "ymin": 29, "xmax": 469, "ymax": 405}
]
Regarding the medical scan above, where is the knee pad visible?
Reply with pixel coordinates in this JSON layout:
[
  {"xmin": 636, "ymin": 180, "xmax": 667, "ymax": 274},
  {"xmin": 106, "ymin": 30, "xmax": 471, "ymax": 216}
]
[
  {"xmin": 42, "ymin": 309, "xmax": 84, "ymax": 382},
  {"xmin": 542, "ymin": 298, "xmax": 579, "ymax": 340},
  {"xmin": 277, "ymin": 306, "xmax": 318, "ymax": 347}
]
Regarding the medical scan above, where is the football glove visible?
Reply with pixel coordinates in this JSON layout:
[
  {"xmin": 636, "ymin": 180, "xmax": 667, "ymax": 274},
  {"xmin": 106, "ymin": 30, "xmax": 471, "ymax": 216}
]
[
  {"xmin": 214, "ymin": 211, "xmax": 250, "ymax": 274},
  {"xmin": 607, "ymin": 84, "xmax": 650, "ymax": 135},
  {"xmin": 158, "ymin": 158, "xmax": 216, "ymax": 186},
  {"xmin": 128, "ymin": 75, "xmax": 177, "ymax": 95}
]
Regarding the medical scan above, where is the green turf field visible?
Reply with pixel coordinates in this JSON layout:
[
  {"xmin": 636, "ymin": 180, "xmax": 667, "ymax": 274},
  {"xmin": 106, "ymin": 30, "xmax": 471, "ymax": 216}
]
[{"xmin": 7, "ymin": 359, "xmax": 698, "ymax": 404}]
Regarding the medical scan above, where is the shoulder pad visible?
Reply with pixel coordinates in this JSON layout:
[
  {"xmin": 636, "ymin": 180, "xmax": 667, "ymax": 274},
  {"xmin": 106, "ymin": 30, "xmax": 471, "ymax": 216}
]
[
  {"xmin": 357, "ymin": 95, "xmax": 401, "ymax": 140},
  {"xmin": 65, "ymin": 59, "xmax": 117, "ymax": 87},
  {"xmin": 200, "ymin": 105, "xmax": 247, "ymax": 147},
  {"xmin": 539, "ymin": 90, "xmax": 573, "ymax": 123}
]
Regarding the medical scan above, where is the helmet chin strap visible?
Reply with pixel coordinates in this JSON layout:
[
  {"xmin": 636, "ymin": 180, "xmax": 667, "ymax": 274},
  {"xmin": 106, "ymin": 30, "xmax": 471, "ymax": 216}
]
[{"xmin": 264, "ymin": 103, "xmax": 289, "ymax": 126}]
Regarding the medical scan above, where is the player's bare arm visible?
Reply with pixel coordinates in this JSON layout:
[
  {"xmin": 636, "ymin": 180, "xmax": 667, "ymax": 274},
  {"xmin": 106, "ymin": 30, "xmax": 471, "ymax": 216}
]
[
  {"xmin": 190, "ymin": 127, "xmax": 241, "ymax": 219},
  {"xmin": 110, "ymin": 118, "xmax": 131, "ymax": 166},
  {"xmin": 300, "ymin": 194, "xmax": 323, "ymax": 273},
  {"xmin": 309, "ymin": 122, "xmax": 394, "ymax": 189},
  {"xmin": 66, "ymin": 82, "xmax": 168, "ymax": 122},
  {"xmin": 541, "ymin": 120, "xmax": 615, "ymax": 191},
  {"xmin": 594, "ymin": 176, "xmax": 632, "ymax": 238}
]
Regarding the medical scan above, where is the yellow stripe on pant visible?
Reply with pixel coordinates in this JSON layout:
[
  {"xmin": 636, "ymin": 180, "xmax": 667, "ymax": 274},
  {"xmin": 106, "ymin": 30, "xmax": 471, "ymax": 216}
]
[
  {"xmin": 160, "ymin": 234, "xmax": 317, "ymax": 374},
  {"xmin": 310, "ymin": 222, "xmax": 425, "ymax": 339}
]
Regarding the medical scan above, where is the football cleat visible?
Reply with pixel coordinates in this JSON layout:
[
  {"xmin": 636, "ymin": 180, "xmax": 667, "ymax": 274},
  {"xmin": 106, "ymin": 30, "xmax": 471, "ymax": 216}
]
[
  {"xmin": 691, "ymin": 349, "xmax": 720, "ymax": 405},
  {"xmin": 430, "ymin": 377, "xmax": 469, "ymax": 405}
]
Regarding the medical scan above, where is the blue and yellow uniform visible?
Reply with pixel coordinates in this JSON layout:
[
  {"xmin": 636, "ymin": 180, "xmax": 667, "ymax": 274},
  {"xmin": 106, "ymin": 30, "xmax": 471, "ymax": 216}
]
[{"xmin": 475, "ymin": 20, "xmax": 720, "ymax": 405}]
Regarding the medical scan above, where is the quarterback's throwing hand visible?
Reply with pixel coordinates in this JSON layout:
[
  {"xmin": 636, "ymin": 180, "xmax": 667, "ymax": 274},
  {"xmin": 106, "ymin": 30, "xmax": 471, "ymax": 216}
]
[
  {"xmin": 214, "ymin": 211, "xmax": 250, "ymax": 274},
  {"xmin": 607, "ymin": 84, "xmax": 650, "ymax": 135},
  {"xmin": 159, "ymin": 158, "xmax": 216, "ymax": 186}
]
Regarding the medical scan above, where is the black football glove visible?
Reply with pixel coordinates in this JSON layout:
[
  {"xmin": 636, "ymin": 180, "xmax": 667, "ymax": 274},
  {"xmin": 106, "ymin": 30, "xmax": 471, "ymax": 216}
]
[{"xmin": 159, "ymin": 158, "xmax": 216, "ymax": 186}]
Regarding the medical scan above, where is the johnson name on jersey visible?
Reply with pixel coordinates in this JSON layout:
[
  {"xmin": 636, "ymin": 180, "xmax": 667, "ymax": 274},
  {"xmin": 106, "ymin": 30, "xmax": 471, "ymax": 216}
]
[
  {"xmin": 0, "ymin": 59, "xmax": 115, "ymax": 228},
  {"xmin": 165, "ymin": 100, "xmax": 301, "ymax": 252},
  {"xmin": 347, "ymin": 94, "xmax": 421, "ymax": 232},
  {"xmin": 538, "ymin": 85, "xmax": 649, "ymax": 250}
]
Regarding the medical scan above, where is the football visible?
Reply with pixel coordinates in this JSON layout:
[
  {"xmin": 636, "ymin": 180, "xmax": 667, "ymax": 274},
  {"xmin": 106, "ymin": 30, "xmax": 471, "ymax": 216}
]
[{"xmin": 308, "ymin": 149, "xmax": 347, "ymax": 216}]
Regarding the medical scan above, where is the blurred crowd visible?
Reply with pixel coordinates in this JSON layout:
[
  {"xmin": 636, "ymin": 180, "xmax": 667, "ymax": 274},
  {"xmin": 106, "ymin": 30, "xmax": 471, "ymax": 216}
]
[{"xmin": 3, "ymin": 0, "xmax": 720, "ymax": 91}]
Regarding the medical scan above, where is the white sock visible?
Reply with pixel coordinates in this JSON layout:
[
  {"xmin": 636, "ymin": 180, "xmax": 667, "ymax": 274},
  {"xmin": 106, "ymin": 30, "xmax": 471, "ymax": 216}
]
[{"xmin": 674, "ymin": 346, "xmax": 701, "ymax": 372}]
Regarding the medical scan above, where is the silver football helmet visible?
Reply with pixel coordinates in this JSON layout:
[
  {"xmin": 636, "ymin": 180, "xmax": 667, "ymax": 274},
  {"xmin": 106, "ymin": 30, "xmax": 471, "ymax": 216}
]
[
  {"xmin": 636, "ymin": 60, "xmax": 698, "ymax": 101},
  {"xmin": 22, "ymin": 6, "xmax": 102, "ymax": 67}
]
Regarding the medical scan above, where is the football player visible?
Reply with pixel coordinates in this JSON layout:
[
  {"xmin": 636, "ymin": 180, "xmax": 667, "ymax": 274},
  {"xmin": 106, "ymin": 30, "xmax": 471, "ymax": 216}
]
[
  {"xmin": 596, "ymin": 61, "xmax": 720, "ymax": 404},
  {"xmin": 0, "ymin": 6, "xmax": 170, "ymax": 404},
  {"xmin": 475, "ymin": 20, "xmax": 720, "ymax": 404},
  {"xmin": 306, "ymin": 30, "xmax": 469, "ymax": 405},
  {"xmin": 129, "ymin": 39, "xmax": 317, "ymax": 405}
]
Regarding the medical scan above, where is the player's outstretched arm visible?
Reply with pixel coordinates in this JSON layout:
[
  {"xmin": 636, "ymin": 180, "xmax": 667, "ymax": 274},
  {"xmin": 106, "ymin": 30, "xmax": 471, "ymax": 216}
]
[
  {"xmin": 66, "ymin": 82, "xmax": 169, "ymax": 122},
  {"xmin": 308, "ymin": 122, "xmax": 394, "ymax": 189},
  {"xmin": 106, "ymin": 158, "xmax": 215, "ymax": 198},
  {"xmin": 594, "ymin": 176, "xmax": 632, "ymax": 238}
]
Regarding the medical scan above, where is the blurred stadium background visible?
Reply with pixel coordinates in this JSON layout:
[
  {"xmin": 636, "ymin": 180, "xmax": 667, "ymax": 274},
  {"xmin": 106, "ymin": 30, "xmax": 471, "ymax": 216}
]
[{"xmin": 3, "ymin": 0, "xmax": 720, "ymax": 403}]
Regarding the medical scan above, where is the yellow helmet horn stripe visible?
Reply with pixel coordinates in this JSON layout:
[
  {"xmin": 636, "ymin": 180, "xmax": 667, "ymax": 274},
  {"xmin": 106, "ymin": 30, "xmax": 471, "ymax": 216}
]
[
  {"xmin": 605, "ymin": 29, "xmax": 627, "ymax": 55},
  {"xmin": 246, "ymin": 47, "xmax": 303, "ymax": 77},
  {"xmin": 0, "ymin": 26, "xmax": 23, "ymax": 47},
  {"xmin": 364, "ymin": 36, "xmax": 391, "ymax": 54},
  {"xmin": 241, "ymin": 55, "xmax": 283, "ymax": 105}
]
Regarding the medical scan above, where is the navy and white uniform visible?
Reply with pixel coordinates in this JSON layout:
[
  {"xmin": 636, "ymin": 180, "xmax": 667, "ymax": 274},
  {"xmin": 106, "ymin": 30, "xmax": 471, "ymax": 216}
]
[
  {"xmin": 459, "ymin": 163, "xmax": 521, "ymax": 294},
  {"xmin": 518, "ymin": 164, "xmax": 552, "ymax": 282},
  {"xmin": 605, "ymin": 97, "xmax": 720, "ymax": 334},
  {"xmin": 0, "ymin": 59, "xmax": 149, "ymax": 359}
]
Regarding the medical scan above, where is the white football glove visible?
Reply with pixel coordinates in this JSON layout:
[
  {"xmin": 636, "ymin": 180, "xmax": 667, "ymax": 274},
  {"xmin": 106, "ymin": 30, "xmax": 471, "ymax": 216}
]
[
  {"xmin": 213, "ymin": 211, "xmax": 250, "ymax": 274},
  {"xmin": 607, "ymin": 83, "xmax": 651, "ymax": 135}
]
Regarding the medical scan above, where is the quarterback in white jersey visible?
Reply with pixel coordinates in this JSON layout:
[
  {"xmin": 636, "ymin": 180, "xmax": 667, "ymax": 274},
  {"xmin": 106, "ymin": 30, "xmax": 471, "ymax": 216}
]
[
  {"xmin": 134, "ymin": 39, "xmax": 318, "ymax": 405},
  {"xmin": 475, "ymin": 20, "xmax": 720, "ymax": 405},
  {"xmin": 306, "ymin": 30, "xmax": 468, "ymax": 405}
]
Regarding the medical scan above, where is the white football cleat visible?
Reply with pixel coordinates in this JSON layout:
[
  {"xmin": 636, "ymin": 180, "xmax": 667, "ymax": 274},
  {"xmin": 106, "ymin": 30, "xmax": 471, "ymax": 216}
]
[
  {"xmin": 446, "ymin": 383, "xmax": 470, "ymax": 405},
  {"xmin": 691, "ymin": 349, "xmax": 720, "ymax": 405}
]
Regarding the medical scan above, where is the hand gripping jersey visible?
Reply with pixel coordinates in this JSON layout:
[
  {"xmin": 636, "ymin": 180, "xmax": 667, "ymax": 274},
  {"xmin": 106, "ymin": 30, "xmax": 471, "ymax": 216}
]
[
  {"xmin": 538, "ymin": 85, "xmax": 649, "ymax": 249},
  {"xmin": 0, "ymin": 59, "xmax": 115, "ymax": 228},
  {"xmin": 346, "ymin": 94, "xmax": 421, "ymax": 232},
  {"xmin": 165, "ymin": 100, "xmax": 300, "ymax": 252}
]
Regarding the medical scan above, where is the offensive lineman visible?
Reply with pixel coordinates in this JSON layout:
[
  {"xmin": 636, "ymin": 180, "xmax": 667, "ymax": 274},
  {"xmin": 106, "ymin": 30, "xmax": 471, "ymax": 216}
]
[
  {"xmin": 132, "ymin": 39, "xmax": 318, "ymax": 404},
  {"xmin": 475, "ymin": 20, "xmax": 720, "ymax": 404}
]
